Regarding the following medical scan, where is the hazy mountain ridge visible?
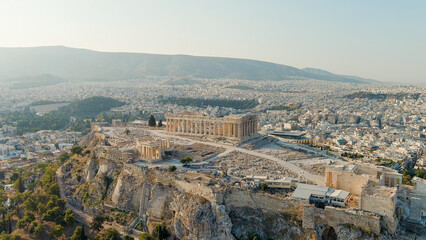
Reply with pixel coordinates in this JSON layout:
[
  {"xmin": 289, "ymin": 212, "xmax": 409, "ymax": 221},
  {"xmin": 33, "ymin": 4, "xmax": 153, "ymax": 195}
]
[
  {"xmin": 0, "ymin": 46, "xmax": 377, "ymax": 83},
  {"xmin": 302, "ymin": 68, "xmax": 379, "ymax": 84}
]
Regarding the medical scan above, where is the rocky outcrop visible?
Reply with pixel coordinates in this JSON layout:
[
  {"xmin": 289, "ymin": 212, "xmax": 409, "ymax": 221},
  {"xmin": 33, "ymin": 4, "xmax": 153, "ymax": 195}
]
[
  {"xmin": 109, "ymin": 167, "xmax": 234, "ymax": 239},
  {"xmin": 83, "ymin": 158, "xmax": 98, "ymax": 182},
  {"xmin": 111, "ymin": 166, "xmax": 144, "ymax": 211},
  {"xmin": 229, "ymin": 206, "xmax": 304, "ymax": 240},
  {"xmin": 224, "ymin": 189, "xmax": 305, "ymax": 239},
  {"xmin": 169, "ymin": 193, "xmax": 234, "ymax": 240}
]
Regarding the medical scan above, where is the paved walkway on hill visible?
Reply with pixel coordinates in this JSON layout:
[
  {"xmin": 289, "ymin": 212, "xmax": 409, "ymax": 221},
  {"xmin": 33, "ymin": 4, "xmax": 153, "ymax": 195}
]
[{"xmin": 151, "ymin": 130, "xmax": 325, "ymax": 185}]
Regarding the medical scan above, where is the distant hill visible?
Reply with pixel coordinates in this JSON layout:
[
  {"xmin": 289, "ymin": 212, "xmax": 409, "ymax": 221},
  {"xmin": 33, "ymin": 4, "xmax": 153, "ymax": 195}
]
[
  {"xmin": 302, "ymin": 68, "xmax": 379, "ymax": 84},
  {"xmin": 0, "ymin": 46, "xmax": 377, "ymax": 84}
]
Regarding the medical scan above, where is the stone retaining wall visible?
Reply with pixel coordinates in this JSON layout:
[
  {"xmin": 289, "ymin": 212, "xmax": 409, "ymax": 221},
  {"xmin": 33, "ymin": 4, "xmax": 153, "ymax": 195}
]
[{"xmin": 302, "ymin": 205, "xmax": 381, "ymax": 235}]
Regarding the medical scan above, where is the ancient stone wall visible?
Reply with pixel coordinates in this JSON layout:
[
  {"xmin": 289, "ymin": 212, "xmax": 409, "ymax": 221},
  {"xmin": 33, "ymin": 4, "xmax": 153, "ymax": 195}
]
[
  {"xmin": 224, "ymin": 189, "xmax": 302, "ymax": 216},
  {"xmin": 359, "ymin": 193, "xmax": 395, "ymax": 218},
  {"xmin": 327, "ymin": 168, "xmax": 369, "ymax": 195},
  {"xmin": 303, "ymin": 205, "xmax": 381, "ymax": 235},
  {"xmin": 324, "ymin": 207, "xmax": 381, "ymax": 235}
]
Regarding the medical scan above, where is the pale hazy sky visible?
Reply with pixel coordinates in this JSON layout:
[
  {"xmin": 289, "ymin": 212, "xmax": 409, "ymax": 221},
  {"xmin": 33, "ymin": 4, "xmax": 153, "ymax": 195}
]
[{"xmin": 1, "ymin": 1, "xmax": 425, "ymax": 84}]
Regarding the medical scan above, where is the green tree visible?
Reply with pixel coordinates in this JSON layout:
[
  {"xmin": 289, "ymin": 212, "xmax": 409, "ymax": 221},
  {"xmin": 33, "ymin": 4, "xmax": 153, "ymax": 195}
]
[
  {"xmin": 9, "ymin": 173, "xmax": 19, "ymax": 183},
  {"xmin": 90, "ymin": 216, "xmax": 105, "ymax": 232},
  {"xmin": 100, "ymin": 228, "xmax": 121, "ymax": 240},
  {"xmin": 31, "ymin": 222, "xmax": 45, "ymax": 240},
  {"xmin": 261, "ymin": 183, "xmax": 268, "ymax": 191},
  {"xmin": 6, "ymin": 211, "xmax": 14, "ymax": 234},
  {"xmin": 148, "ymin": 115, "xmax": 156, "ymax": 127},
  {"xmin": 52, "ymin": 224, "xmax": 63, "ymax": 238},
  {"xmin": 16, "ymin": 219, "xmax": 28, "ymax": 230},
  {"xmin": 42, "ymin": 206, "xmax": 62, "ymax": 222},
  {"xmin": 0, "ymin": 232, "xmax": 21, "ymax": 240},
  {"xmin": 248, "ymin": 232, "xmax": 261, "ymax": 240},
  {"xmin": 70, "ymin": 145, "xmax": 84, "ymax": 155},
  {"xmin": 139, "ymin": 233, "xmax": 155, "ymax": 240},
  {"xmin": 24, "ymin": 211, "xmax": 35, "ymax": 222},
  {"xmin": 26, "ymin": 182, "xmax": 36, "ymax": 191},
  {"xmin": 13, "ymin": 177, "xmax": 25, "ymax": 193},
  {"xmin": 64, "ymin": 209, "xmax": 75, "ymax": 226},
  {"xmin": 168, "ymin": 166, "xmax": 177, "ymax": 172},
  {"xmin": 70, "ymin": 226, "xmax": 87, "ymax": 240},
  {"xmin": 415, "ymin": 168, "xmax": 426, "ymax": 179},
  {"xmin": 47, "ymin": 183, "xmax": 61, "ymax": 197},
  {"xmin": 123, "ymin": 235, "xmax": 134, "ymax": 240},
  {"xmin": 157, "ymin": 120, "xmax": 163, "ymax": 127},
  {"xmin": 96, "ymin": 114, "xmax": 105, "ymax": 122},
  {"xmin": 57, "ymin": 152, "xmax": 70, "ymax": 163},
  {"xmin": 180, "ymin": 156, "xmax": 193, "ymax": 166},
  {"xmin": 402, "ymin": 174, "xmax": 413, "ymax": 185},
  {"xmin": 153, "ymin": 224, "xmax": 169, "ymax": 240}
]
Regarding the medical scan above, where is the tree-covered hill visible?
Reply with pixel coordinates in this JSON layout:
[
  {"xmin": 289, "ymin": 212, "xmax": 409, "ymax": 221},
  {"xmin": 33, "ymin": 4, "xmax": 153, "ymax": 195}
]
[
  {"xmin": 0, "ymin": 96, "xmax": 125, "ymax": 134},
  {"xmin": 61, "ymin": 96, "xmax": 125, "ymax": 119}
]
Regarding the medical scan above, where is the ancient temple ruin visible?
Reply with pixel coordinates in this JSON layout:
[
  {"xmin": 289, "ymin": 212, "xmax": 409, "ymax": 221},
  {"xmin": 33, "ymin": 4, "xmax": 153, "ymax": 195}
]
[{"xmin": 165, "ymin": 112, "xmax": 258, "ymax": 141}]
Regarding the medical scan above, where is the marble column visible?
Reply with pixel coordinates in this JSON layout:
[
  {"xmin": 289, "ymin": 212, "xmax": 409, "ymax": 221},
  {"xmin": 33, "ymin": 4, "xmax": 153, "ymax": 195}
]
[
  {"xmin": 177, "ymin": 120, "xmax": 180, "ymax": 132},
  {"xmin": 191, "ymin": 120, "xmax": 195, "ymax": 134},
  {"xmin": 217, "ymin": 122, "xmax": 220, "ymax": 136},
  {"xmin": 246, "ymin": 121, "xmax": 249, "ymax": 136},
  {"xmin": 241, "ymin": 122, "xmax": 244, "ymax": 137}
]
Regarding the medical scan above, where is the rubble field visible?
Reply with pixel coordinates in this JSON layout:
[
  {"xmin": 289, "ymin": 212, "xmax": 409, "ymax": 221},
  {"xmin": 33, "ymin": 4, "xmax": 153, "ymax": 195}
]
[
  {"xmin": 256, "ymin": 143, "xmax": 315, "ymax": 161},
  {"xmin": 171, "ymin": 143, "xmax": 225, "ymax": 162},
  {"xmin": 208, "ymin": 151, "xmax": 298, "ymax": 179}
]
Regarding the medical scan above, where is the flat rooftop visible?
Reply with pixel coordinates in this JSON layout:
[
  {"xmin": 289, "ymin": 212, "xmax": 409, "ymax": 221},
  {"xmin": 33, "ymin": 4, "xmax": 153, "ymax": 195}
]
[{"xmin": 292, "ymin": 183, "xmax": 334, "ymax": 200}]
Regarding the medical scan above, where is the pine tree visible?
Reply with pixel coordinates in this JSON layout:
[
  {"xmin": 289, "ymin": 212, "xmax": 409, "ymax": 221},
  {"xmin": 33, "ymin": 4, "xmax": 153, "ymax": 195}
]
[
  {"xmin": 148, "ymin": 115, "xmax": 156, "ymax": 127},
  {"xmin": 158, "ymin": 119, "xmax": 163, "ymax": 127},
  {"xmin": 13, "ymin": 177, "xmax": 25, "ymax": 193}
]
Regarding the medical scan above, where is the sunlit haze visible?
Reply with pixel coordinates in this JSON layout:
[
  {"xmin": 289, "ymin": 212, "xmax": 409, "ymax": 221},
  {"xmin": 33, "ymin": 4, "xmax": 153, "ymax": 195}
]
[{"xmin": 1, "ymin": 0, "xmax": 425, "ymax": 84}]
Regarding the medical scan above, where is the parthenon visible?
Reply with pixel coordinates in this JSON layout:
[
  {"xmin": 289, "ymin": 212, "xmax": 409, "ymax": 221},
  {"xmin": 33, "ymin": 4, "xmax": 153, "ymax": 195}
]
[{"xmin": 165, "ymin": 112, "xmax": 258, "ymax": 141}]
